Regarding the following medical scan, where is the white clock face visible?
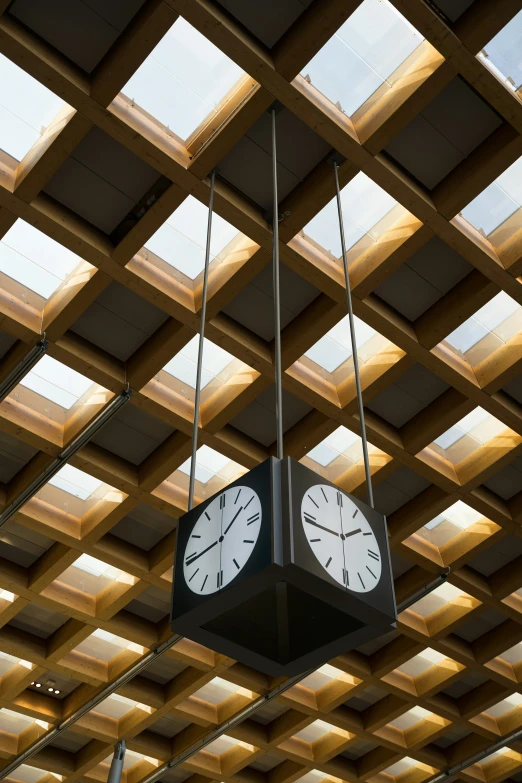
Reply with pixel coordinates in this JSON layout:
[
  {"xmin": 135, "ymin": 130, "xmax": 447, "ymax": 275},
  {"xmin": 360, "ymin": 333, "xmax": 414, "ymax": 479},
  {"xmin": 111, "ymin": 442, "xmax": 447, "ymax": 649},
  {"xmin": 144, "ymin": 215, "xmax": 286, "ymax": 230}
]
[
  {"xmin": 183, "ymin": 486, "xmax": 262, "ymax": 595},
  {"xmin": 301, "ymin": 484, "xmax": 381, "ymax": 593}
]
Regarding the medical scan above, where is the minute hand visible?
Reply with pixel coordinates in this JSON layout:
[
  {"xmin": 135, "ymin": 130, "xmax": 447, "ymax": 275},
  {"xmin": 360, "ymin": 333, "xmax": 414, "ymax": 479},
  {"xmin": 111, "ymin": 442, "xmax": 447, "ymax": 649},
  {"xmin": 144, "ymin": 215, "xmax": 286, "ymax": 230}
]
[
  {"xmin": 186, "ymin": 540, "xmax": 218, "ymax": 566},
  {"xmin": 304, "ymin": 519, "xmax": 340, "ymax": 537}
]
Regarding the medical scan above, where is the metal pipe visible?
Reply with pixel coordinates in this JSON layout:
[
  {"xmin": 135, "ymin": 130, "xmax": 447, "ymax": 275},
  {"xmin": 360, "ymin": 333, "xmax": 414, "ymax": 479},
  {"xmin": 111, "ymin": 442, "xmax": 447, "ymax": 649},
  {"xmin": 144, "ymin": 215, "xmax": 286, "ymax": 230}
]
[
  {"xmin": 333, "ymin": 162, "xmax": 373, "ymax": 508},
  {"xmin": 0, "ymin": 634, "xmax": 182, "ymax": 780},
  {"xmin": 126, "ymin": 571, "xmax": 453, "ymax": 783},
  {"xmin": 0, "ymin": 570, "xmax": 448, "ymax": 781},
  {"xmin": 0, "ymin": 387, "xmax": 132, "ymax": 529},
  {"xmin": 0, "ymin": 337, "xmax": 48, "ymax": 402},
  {"xmin": 396, "ymin": 568, "xmax": 450, "ymax": 613},
  {"xmin": 188, "ymin": 170, "xmax": 215, "ymax": 511},
  {"xmin": 272, "ymin": 108, "xmax": 283, "ymax": 461},
  {"xmin": 107, "ymin": 741, "xmax": 126, "ymax": 783}
]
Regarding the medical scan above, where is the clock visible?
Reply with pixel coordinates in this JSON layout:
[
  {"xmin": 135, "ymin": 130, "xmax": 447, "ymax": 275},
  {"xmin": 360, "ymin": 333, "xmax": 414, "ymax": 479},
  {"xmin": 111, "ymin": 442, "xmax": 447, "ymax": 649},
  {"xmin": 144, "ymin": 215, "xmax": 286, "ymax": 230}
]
[
  {"xmin": 171, "ymin": 457, "xmax": 396, "ymax": 676},
  {"xmin": 183, "ymin": 486, "xmax": 262, "ymax": 595},
  {"xmin": 301, "ymin": 484, "xmax": 381, "ymax": 593}
]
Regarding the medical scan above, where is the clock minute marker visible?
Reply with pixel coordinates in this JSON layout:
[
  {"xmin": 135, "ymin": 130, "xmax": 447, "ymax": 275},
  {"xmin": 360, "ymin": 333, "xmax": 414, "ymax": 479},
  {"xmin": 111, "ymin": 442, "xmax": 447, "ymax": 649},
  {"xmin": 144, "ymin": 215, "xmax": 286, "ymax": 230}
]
[
  {"xmin": 243, "ymin": 539, "xmax": 254, "ymax": 543},
  {"xmin": 244, "ymin": 495, "xmax": 254, "ymax": 510},
  {"xmin": 358, "ymin": 572, "xmax": 365, "ymax": 589},
  {"xmin": 233, "ymin": 558, "xmax": 240, "ymax": 569},
  {"xmin": 234, "ymin": 488, "xmax": 242, "ymax": 504},
  {"xmin": 247, "ymin": 512, "xmax": 260, "ymax": 524},
  {"xmin": 188, "ymin": 568, "xmax": 199, "ymax": 582},
  {"xmin": 363, "ymin": 532, "xmax": 372, "ymax": 536},
  {"xmin": 326, "ymin": 556, "xmax": 332, "ymax": 568},
  {"xmin": 201, "ymin": 574, "xmax": 208, "ymax": 591},
  {"xmin": 366, "ymin": 565, "xmax": 376, "ymax": 578},
  {"xmin": 307, "ymin": 494, "xmax": 319, "ymax": 508},
  {"xmin": 352, "ymin": 509, "xmax": 359, "ymax": 518},
  {"xmin": 368, "ymin": 549, "xmax": 380, "ymax": 561},
  {"xmin": 321, "ymin": 487, "xmax": 328, "ymax": 503}
]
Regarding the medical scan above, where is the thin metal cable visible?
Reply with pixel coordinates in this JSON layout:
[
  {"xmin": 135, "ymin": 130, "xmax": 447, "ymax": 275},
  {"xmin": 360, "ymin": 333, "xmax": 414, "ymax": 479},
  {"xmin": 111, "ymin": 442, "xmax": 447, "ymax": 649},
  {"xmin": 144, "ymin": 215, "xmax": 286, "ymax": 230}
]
[
  {"xmin": 333, "ymin": 162, "xmax": 374, "ymax": 508},
  {"xmin": 272, "ymin": 109, "xmax": 283, "ymax": 461},
  {"xmin": 188, "ymin": 170, "xmax": 215, "ymax": 511}
]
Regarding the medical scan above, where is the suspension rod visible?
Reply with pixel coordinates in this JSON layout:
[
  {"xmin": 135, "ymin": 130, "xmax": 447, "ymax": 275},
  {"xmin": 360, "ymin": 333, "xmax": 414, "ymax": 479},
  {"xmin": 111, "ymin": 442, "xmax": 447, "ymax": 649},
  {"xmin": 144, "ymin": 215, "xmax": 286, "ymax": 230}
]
[{"xmin": 333, "ymin": 161, "xmax": 374, "ymax": 508}]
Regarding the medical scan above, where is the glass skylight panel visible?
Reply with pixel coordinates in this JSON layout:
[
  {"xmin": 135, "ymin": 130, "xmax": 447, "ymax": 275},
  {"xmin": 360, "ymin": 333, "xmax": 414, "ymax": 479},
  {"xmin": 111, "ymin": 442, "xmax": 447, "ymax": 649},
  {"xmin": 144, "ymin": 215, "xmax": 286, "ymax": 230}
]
[
  {"xmin": 460, "ymin": 156, "xmax": 522, "ymax": 236},
  {"xmin": 0, "ymin": 53, "xmax": 64, "ymax": 163},
  {"xmin": 301, "ymin": 0, "xmax": 423, "ymax": 117},
  {"xmin": 164, "ymin": 336, "xmax": 234, "ymax": 389},
  {"xmin": 306, "ymin": 427, "xmax": 365, "ymax": 467},
  {"xmin": 444, "ymin": 292, "xmax": 522, "ymax": 362},
  {"xmin": 432, "ymin": 407, "xmax": 507, "ymax": 462},
  {"xmin": 304, "ymin": 314, "xmax": 380, "ymax": 372},
  {"xmin": 144, "ymin": 196, "xmax": 239, "ymax": 279},
  {"xmin": 398, "ymin": 648, "xmax": 446, "ymax": 676},
  {"xmin": 48, "ymin": 465, "xmax": 103, "ymax": 500},
  {"xmin": 411, "ymin": 582, "xmax": 464, "ymax": 616},
  {"xmin": 384, "ymin": 758, "xmax": 417, "ymax": 777},
  {"xmin": 178, "ymin": 445, "xmax": 236, "ymax": 485},
  {"xmin": 122, "ymin": 18, "xmax": 245, "ymax": 141},
  {"xmin": 19, "ymin": 356, "xmax": 94, "ymax": 409},
  {"xmin": 480, "ymin": 11, "xmax": 522, "ymax": 91},
  {"xmin": 487, "ymin": 693, "xmax": 522, "ymax": 717},
  {"xmin": 303, "ymin": 173, "xmax": 397, "ymax": 258},
  {"xmin": 0, "ymin": 219, "xmax": 84, "ymax": 299},
  {"xmin": 424, "ymin": 501, "xmax": 483, "ymax": 532}
]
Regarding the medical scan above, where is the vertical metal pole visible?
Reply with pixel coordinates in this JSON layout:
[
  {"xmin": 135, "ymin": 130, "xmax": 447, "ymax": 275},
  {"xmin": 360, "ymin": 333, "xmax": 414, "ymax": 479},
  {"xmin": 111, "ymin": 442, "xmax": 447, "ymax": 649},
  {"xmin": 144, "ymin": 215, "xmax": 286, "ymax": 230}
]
[
  {"xmin": 188, "ymin": 171, "xmax": 215, "ymax": 510},
  {"xmin": 272, "ymin": 109, "xmax": 283, "ymax": 461},
  {"xmin": 107, "ymin": 741, "xmax": 126, "ymax": 783},
  {"xmin": 333, "ymin": 162, "xmax": 374, "ymax": 508}
]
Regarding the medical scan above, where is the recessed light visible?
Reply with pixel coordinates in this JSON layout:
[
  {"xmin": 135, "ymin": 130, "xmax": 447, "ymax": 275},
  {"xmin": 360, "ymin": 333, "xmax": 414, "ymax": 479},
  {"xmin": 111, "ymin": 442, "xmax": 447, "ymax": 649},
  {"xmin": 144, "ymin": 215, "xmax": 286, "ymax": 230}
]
[
  {"xmin": 48, "ymin": 687, "xmax": 54, "ymax": 692},
  {"xmin": 54, "ymin": 689, "xmax": 60, "ymax": 695},
  {"xmin": 35, "ymin": 683, "xmax": 41, "ymax": 687},
  {"xmin": 31, "ymin": 681, "xmax": 35, "ymax": 685}
]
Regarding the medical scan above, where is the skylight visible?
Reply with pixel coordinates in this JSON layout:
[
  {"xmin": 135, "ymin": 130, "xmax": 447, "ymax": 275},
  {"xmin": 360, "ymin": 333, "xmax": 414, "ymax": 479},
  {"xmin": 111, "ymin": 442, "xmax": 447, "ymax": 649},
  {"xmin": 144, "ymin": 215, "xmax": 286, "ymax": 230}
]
[
  {"xmin": 460, "ymin": 155, "xmax": 522, "ymax": 236},
  {"xmin": 303, "ymin": 173, "xmax": 397, "ymax": 258},
  {"xmin": 19, "ymin": 356, "xmax": 94, "ymax": 409},
  {"xmin": 304, "ymin": 314, "xmax": 381, "ymax": 372},
  {"xmin": 0, "ymin": 53, "xmax": 64, "ymax": 163},
  {"xmin": 411, "ymin": 581, "xmax": 465, "ymax": 617},
  {"xmin": 122, "ymin": 18, "xmax": 245, "ymax": 141},
  {"xmin": 306, "ymin": 426, "xmax": 367, "ymax": 467},
  {"xmin": 444, "ymin": 292, "xmax": 522, "ymax": 362},
  {"xmin": 424, "ymin": 501, "xmax": 483, "ymax": 531},
  {"xmin": 398, "ymin": 648, "xmax": 446, "ymax": 676},
  {"xmin": 384, "ymin": 758, "xmax": 417, "ymax": 777},
  {"xmin": 300, "ymin": 0, "xmax": 424, "ymax": 117},
  {"xmin": 486, "ymin": 693, "xmax": 522, "ymax": 717},
  {"xmin": 178, "ymin": 445, "xmax": 239, "ymax": 485},
  {"xmin": 431, "ymin": 407, "xmax": 508, "ymax": 462},
  {"xmin": 48, "ymin": 465, "xmax": 103, "ymax": 500},
  {"xmin": 0, "ymin": 219, "xmax": 84, "ymax": 299},
  {"xmin": 73, "ymin": 553, "xmax": 129, "ymax": 581},
  {"xmin": 163, "ymin": 335, "xmax": 235, "ymax": 389},
  {"xmin": 479, "ymin": 11, "xmax": 522, "ymax": 91},
  {"xmin": 144, "ymin": 196, "xmax": 239, "ymax": 279}
]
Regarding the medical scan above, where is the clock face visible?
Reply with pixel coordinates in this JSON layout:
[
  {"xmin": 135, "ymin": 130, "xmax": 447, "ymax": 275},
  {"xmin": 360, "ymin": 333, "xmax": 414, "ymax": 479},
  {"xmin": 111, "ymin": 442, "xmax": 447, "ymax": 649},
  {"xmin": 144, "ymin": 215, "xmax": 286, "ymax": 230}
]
[
  {"xmin": 301, "ymin": 484, "xmax": 381, "ymax": 593},
  {"xmin": 183, "ymin": 486, "xmax": 262, "ymax": 595}
]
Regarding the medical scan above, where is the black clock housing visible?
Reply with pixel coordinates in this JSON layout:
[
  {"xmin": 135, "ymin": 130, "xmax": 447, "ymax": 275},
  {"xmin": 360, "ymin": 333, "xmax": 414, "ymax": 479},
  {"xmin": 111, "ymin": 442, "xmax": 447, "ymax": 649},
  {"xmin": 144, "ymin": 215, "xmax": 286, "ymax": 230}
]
[{"xmin": 171, "ymin": 457, "xmax": 396, "ymax": 676}]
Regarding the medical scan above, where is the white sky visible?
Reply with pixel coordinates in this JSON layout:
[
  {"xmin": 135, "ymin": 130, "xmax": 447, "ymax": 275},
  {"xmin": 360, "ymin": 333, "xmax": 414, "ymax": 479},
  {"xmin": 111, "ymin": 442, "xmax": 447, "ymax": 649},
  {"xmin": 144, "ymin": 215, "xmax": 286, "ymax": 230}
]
[
  {"xmin": 461, "ymin": 156, "xmax": 522, "ymax": 236},
  {"xmin": 145, "ymin": 195, "xmax": 238, "ymax": 279},
  {"xmin": 304, "ymin": 172, "xmax": 397, "ymax": 258},
  {"xmin": 48, "ymin": 464, "xmax": 103, "ymax": 500},
  {"xmin": 163, "ymin": 335, "xmax": 234, "ymax": 389},
  {"xmin": 0, "ymin": 53, "xmax": 64, "ymax": 162},
  {"xmin": 0, "ymin": 219, "xmax": 83, "ymax": 299},
  {"xmin": 305, "ymin": 314, "xmax": 376, "ymax": 372},
  {"xmin": 301, "ymin": 0, "xmax": 424, "ymax": 117},
  {"xmin": 445, "ymin": 292, "xmax": 520, "ymax": 353},
  {"xmin": 122, "ymin": 17, "xmax": 244, "ymax": 141},
  {"xmin": 19, "ymin": 355, "xmax": 94, "ymax": 409}
]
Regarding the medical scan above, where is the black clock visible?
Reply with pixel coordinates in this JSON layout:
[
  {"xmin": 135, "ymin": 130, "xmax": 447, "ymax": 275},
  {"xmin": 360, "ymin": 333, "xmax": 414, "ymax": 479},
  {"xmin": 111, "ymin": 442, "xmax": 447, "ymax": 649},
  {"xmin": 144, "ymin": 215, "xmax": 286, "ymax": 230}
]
[{"xmin": 171, "ymin": 457, "xmax": 396, "ymax": 676}]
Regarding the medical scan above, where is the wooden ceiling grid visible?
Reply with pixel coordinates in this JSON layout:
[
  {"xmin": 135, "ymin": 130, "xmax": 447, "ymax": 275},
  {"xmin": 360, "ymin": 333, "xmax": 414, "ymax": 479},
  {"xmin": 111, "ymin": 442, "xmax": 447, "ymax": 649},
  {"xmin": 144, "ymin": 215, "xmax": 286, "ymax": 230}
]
[{"xmin": 0, "ymin": 0, "xmax": 522, "ymax": 782}]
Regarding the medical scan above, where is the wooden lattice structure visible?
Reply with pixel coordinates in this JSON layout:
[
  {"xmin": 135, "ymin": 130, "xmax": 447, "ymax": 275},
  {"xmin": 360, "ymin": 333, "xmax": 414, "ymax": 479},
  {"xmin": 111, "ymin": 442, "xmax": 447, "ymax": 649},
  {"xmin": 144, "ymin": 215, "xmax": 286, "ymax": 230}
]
[{"xmin": 1, "ymin": 1, "xmax": 522, "ymax": 783}]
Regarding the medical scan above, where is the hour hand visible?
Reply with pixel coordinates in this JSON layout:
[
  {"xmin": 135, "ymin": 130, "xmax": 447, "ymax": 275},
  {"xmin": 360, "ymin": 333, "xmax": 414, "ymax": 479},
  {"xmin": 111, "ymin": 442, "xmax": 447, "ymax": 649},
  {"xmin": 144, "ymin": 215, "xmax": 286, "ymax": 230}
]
[
  {"xmin": 304, "ymin": 517, "xmax": 339, "ymax": 537},
  {"xmin": 343, "ymin": 528, "xmax": 362, "ymax": 538},
  {"xmin": 186, "ymin": 540, "xmax": 218, "ymax": 566}
]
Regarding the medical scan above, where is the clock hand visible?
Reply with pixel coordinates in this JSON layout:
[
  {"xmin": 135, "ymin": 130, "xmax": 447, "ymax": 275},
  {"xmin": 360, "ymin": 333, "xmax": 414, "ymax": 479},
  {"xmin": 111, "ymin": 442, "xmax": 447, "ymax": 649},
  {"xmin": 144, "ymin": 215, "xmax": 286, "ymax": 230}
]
[
  {"xmin": 343, "ymin": 528, "xmax": 362, "ymax": 538},
  {"xmin": 304, "ymin": 518, "xmax": 340, "ymax": 537},
  {"xmin": 186, "ymin": 540, "xmax": 218, "ymax": 566},
  {"xmin": 224, "ymin": 506, "xmax": 243, "ymax": 535}
]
